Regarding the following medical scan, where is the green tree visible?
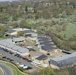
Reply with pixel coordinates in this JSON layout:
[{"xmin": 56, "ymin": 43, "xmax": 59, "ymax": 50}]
[
  {"xmin": 25, "ymin": 22, "xmax": 33, "ymax": 29},
  {"xmin": 17, "ymin": 31, "xmax": 24, "ymax": 36},
  {"xmin": 31, "ymin": 67, "xmax": 54, "ymax": 75}
]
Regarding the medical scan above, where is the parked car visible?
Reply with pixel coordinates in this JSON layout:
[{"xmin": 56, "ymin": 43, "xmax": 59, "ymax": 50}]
[
  {"xmin": 23, "ymin": 65, "xmax": 28, "ymax": 69},
  {"xmin": 9, "ymin": 52, "xmax": 14, "ymax": 54},
  {"xmin": 6, "ymin": 58, "xmax": 14, "ymax": 62},
  {"xmin": 23, "ymin": 57, "xmax": 28, "ymax": 61},
  {"xmin": 27, "ymin": 59, "xmax": 32, "ymax": 62},
  {"xmin": 15, "ymin": 54, "xmax": 23, "ymax": 58},
  {"xmin": 26, "ymin": 66, "xmax": 32, "ymax": 70},
  {"xmin": 19, "ymin": 64, "xmax": 24, "ymax": 67},
  {"xmin": 15, "ymin": 62, "xmax": 20, "ymax": 65},
  {"xmin": 3, "ymin": 49, "xmax": 9, "ymax": 53}
]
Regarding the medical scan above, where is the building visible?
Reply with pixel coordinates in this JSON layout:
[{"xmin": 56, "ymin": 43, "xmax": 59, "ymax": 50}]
[
  {"xmin": 37, "ymin": 35, "xmax": 57, "ymax": 54},
  {"xmin": 12, "ymin": 37, "xmax": 25, "ymax": 43},
  {"xmin": 0, "ymin": 37, "xmax": 29, "ymax": 56},
  {"xmin": 50, "ymin": 52, "xmax": 76, "ymax": 69},
  {"xmin": 6, "ymin": 28, "xmax": 33, "ymax": 36},
  {"xmin": 36, "ymin": 54, "xmax": 48, "ymax": 64}
]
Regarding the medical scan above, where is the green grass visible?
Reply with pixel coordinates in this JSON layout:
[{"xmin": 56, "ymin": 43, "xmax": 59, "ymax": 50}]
[{"xmin": 0, "ymin": 61, "xmax": 25, "ymax": 75}]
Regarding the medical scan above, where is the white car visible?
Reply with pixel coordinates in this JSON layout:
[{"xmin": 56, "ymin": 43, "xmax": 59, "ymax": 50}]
[
  {"xmin": 27, "ymin": 46, "xmax": 32, "ymax": 49},
  {"xmin": 23, "ymin": 65, "xmax": 28, "ymax": 69},
  {"xmin": 15, "ymin": 62, "xmax": 20, "ymax": 65},
  {"xmin": 19, "ymin": 64, "xmax": 24, "ymax": 67}
]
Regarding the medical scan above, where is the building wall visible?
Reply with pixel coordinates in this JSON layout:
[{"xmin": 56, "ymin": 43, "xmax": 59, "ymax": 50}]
[
  {"xmin": 40, "ymin": 49, "xmax": 48, "ymax": 54},
  {"xmin": 50, "ymin": 64, "xmax": 59, "ymax": 69}
]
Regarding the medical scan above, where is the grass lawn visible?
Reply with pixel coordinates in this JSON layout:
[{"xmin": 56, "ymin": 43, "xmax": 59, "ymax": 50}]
[{"xmin": 0, "ymin": 61, "xmax": 25, "ymax": 75}]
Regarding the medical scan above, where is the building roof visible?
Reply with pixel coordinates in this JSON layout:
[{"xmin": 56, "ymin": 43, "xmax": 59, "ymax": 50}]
[
  {"xmin": 12, "ymin": 37, "xmax": 25, "ymax": 42},
  {"xmin": 50, "ymin": 52, "xmax": 76, "ymax": 67},
  {"xmin": 12, "ymin": 46, "xmax": 22, "ymax": 51},
  {"xmin": 6, "ymin": 28, "xmax": 33, "ymax": 35},
  {"xmin": 38, "ymin": 35, "xmax": 57, "ymax": 52},
  {"xmin": 0, "ymin": 41, "xmax": 10, "ymax": 46},
  {"xmin": 0, "ymin": 37, "xmax": 29, "ymax": 54},
  {"xmin": 6, "ymin": 29, "xmax": 16, "ymax": 34},
  {"xmin": 24, "ymin": 29, "xmax": 32, "ymax": 34},
  {"xmin": 6, "ymin": 44, "xmax": 16, "ymax": 49},
  {"xmin": 36, "ymin": 55, "xmax": 47, "ymax": 60},
  {"xmin": 18, "ymin": 48, "xmax": 29, "ymax": 53}
]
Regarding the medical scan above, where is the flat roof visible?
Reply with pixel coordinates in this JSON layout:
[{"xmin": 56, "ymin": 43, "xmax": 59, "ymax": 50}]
[
  {"xmin": 12, "ymin": 37, "xmax": 25, "ymax": 42},
  {"xmin": 6, "ymin": 29, "xmax": 16, "ymax": 34},
  {"xmin": 18, "ymin": 48, "xmax": 29, "ymax": 53},
  {"xmin": 36, "ymin": 55, "xmax": 47, "ymax": 60},
  {"xmin": 51, "ymin": 52, "xmax": 76, "ymax": 62},
  {"xmin": 0, "ymin": 38, "xmax": 29, "ymax": 53}
]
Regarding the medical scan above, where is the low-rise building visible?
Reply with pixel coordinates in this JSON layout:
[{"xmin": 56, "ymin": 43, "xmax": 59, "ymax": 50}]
[
  {"xmin": 6, "ymin": 28, "xmax": 33, "ymax": 36},
  {"xmin": 50, "ymin": 52, "xmax": 76, "ymax": 69},
  {"xmin": 0, "ymin": 37, "xmax": 29, "ymax": 56},
  {"xmin": 37, "ymin": 35, "xmax": 58, "ymax": 54},
  {"xmin": 35, "ymin": 54, "xmax": 48, "ymax": 64}
]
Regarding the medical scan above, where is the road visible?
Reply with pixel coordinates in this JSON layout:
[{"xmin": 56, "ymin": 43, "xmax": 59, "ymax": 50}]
[{"xmin": 0, "ymin": 64, "xmax": 13, "ymax": 75}]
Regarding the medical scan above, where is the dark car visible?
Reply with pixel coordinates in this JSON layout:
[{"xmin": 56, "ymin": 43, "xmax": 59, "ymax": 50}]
[
  {"xmin": 27, "ymin": 59, "xmax": 32, "ymax": 62},
  {"xmin": 6, "ymin": 58, "xmax": 14, "ymax": 62},
  {"xmin": 9, "ymin": 52, "xmax": 14, "ymax": 54},
  {"xmin": 26, "ymin": 66, "xmax": 32, "ymax": 70},
  {"xmin": 14, "ymin": 54, "xmax": 19, "ymax": 56},
  {"xmin": 14, "ymin": 54, "xmax": 22, "ymax": 58},
  {"xmin": 4, "ymin": 49, "xmax": 9, "ymax": 53}
]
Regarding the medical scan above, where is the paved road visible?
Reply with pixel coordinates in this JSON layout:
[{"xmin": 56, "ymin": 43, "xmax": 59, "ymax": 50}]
[
  {"xmin": 0, "ymin": 48, "xmax": 36, "ymax": 68},
  {"xmin": 0, "ymin": 64, "xmax": 13, "ymax": 75}
]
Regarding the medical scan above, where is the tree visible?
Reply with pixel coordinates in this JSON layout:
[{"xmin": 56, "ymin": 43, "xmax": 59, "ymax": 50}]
[
  {"xmin": 0, "ymin": 24, "xmax": 8, "ymax": 38},
  {"xmin": 17, "ymin": 31, "xmax": 24, "ymax": 36},
  {"xmin": 18, "ymin": 19, "xmax": 26, "ymax": 28},
  {"xmin": 30, "ymin": 67, "xmax": 54, "ymax": 75},
  {"xmin": 8, "ymin": 21, "xmax": 18, "ymax": 28},
  {"xmin": 25, "ymin": 22, "xmax": 33, "ymax": 29}
]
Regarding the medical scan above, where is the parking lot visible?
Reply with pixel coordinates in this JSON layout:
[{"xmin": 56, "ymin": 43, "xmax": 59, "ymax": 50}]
[{"xmin": 0, "ymin": 48, "xmax": 36, "ymax": 70}]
